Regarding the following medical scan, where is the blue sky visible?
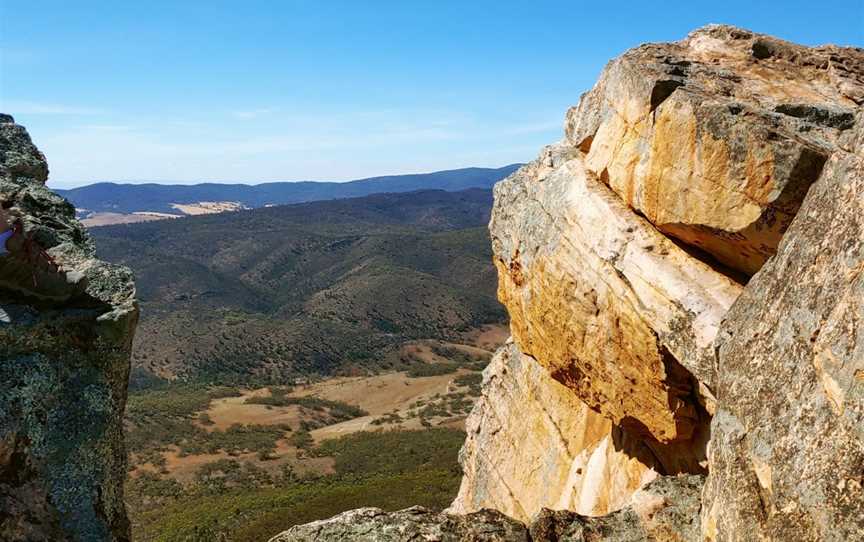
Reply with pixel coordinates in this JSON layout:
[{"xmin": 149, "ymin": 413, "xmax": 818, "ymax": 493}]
[{"xmin": 1, "ymin": 1, "xmax": 862, "ymax": 188}]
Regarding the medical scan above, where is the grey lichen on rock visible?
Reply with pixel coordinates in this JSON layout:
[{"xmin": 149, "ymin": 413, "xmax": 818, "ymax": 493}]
[
  {"xmin": 702, "ymin": 112, "xmax": 864, "ymax": 541},
  {"xmin": 268, "ymin": 507, "xmax": 531, "ymax": 542},
  {"xmin": 269, "ymin": 476, "xmax": 704, "ymax": 542},
  {"xmin": 0, "ymin": 114, "xmax": 138, "ymax": 541}
]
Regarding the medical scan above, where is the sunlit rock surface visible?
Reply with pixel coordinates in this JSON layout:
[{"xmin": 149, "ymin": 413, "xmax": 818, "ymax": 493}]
[
  {"xmin": 491, "ymin": 147, "xmax": 741, "ymax": 443},
  {"xmin": 568, "ymin": 25, "xmax": 860, "ymax": 276},
  {"xmin": 271, "ymin": 25, "xmax": 863, "ymax": 542},
  {"xmin": 449, "ymin": 341, "xmax": 659, "ymax": 521}
]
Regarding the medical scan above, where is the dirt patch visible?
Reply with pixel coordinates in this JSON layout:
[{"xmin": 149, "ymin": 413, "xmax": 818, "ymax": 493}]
[
  {"xmin": 291, "ymin": 371, "xmax": 461, "ymax": 417},
  {"xmin": 463, "ymin": 323, "xmax": 509, "ymax": 350},
  {"xmin": 205, "ymin": 388, "xmax": 304, "ymax": 431},
  {"xmin": 81, "ymin": 211, "xmax": 180, "ymax": 227}
]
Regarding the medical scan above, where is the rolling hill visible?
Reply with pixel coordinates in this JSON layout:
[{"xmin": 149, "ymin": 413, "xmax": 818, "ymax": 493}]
[
  {"xmin": 59, "ymin": 164, "xmax": 521, "ymax": 215},
  {"xmin": 92, "ymin": 188, "xmax": 505, "ymax": 382}
]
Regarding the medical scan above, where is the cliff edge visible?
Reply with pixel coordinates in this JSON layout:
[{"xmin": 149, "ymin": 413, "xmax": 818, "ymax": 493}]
[
  {"xmin": 0, "ymin": 115, "xmax": 138, "ymax": 541},
  {"xmin": 271, "ymin": 24, "xmax": 863, "ymax": 542}
]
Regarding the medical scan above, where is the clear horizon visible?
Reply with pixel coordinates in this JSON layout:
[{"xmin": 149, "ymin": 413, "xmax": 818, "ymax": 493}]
[
  {"xmin": 53, "ymin": 162, "xmax": 524, "ymax": 190},
  {"xmin": 2, "ymin": 0, "xmax": 862, "ymax": 188}
]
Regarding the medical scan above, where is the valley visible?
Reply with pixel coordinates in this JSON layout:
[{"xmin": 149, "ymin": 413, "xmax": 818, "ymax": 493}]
[
  {"xmin": 89, "ymin": 186, "xmax": 509, "ymax": 540},
  {"xmin": 93, "ymin": 188, "xmax": 505, "ymax": 382},
  {"xmin": 124, "ymin": 331, "xmax": 500, "ymax": 541}
]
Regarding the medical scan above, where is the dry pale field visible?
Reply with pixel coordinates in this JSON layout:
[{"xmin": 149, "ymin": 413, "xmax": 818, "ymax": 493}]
[
  {"xmin": 463, "ymin": 323, "xmax": 509, "ymax": 351},
  {"xmin": 134, "ymin": 330, "xmax": 504, "ymax": 480},
  {"xmin": 169, "ymin": 201, "xmax": 246, "ymax": 215},
  {"xmin": 81, "ymin": 211, "xmax": 180, "ymax": 227}
]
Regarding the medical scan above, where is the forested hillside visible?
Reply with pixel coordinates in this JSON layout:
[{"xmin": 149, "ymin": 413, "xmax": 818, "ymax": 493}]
[{"xmin": 93, "ymin": 188, "xmax": 505, "ymax": 382}]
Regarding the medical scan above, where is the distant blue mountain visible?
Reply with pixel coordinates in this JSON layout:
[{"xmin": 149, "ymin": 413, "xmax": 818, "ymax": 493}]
[{"xmin": 56, "ymin": 164, "xmax": 522, "ymax": 214}]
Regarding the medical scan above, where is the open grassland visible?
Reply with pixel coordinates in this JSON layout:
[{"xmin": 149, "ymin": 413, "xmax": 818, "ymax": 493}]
[
  {"xmin": 128, "ymin": 428, "xmax": 466, "ymax": 542},
  {"xmin": 125, "ymin": 332, "xmax": 502, "ymax": 540}
]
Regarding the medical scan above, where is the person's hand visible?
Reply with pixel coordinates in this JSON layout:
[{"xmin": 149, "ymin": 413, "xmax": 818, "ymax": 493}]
[{"xmin": 0, "ymin": 207, "xmax": 19, "ymax": 232}]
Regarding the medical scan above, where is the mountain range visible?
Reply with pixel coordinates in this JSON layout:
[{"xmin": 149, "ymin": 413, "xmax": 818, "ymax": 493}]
[{"xmin": 58, "ymin": 164, "xmax": 521, "ymax": 215}]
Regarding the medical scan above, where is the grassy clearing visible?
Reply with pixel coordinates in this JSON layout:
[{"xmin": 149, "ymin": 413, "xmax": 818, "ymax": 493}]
[
  {"xmin": 245, "ymin": 388, "xmax": 368, "ymax": 421},
  {"xmin": 128, "ymin": 428, "xmax": 465, "ymax": 542}
]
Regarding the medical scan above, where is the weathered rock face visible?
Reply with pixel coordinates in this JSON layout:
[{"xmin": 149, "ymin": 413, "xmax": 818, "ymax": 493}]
[
  {"xmin": 272, "ymin": 25, "xmax": 863, "ymax": 542},
  {"xmin": 450, "ymin": 340, "xmax": 707, "ymax": 522},
  {"xmin": 269, "ymin": 507, "xmax": 531, "ymax": 542},
  {"xmin": 568, "ymin": 25, "xmax": 861, "ymax": 276},
  {"xmin": 466, "ymin": 24, "xmax": 863, "ymax": 540},
  {"xmin": 529, "ymin": 475, "xmax": 704, "ymax": 542},
  {"xmin": 491, "ymin": 147, "xmax": 740, "ymax": 444},
  {"xmin": 702, "ymin": 115, "xmax": 864, "ymax": 541},
  {"xmin": 270, "ymin": 475, "xmax": 703, "ymax": 542},
  {"xmin": 0, "ymin": 115, "xmax": 138, "ymax": 541}
]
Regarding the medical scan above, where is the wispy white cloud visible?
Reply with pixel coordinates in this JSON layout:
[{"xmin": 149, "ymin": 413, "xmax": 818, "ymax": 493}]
[
  {"xmin": 36, "ymin": 108, "xmax": 550, "ymax": 186},
  {"xmin": 0, "ymin": 100, "xmax": 106, "ymax": 115},
  {"xmin": 231, "ymin": 107, "xmax": 280, "ymax": 120}
]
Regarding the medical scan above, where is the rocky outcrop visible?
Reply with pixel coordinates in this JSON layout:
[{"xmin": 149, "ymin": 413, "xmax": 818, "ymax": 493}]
[
  {"xmin": 567, "ymin": 25, "xmax": 859, "ymax": 276},
  {"xmin": 270, "ymin": 475, "xmax": 703, "ymax": 542},
  {"xmin": 268, "ymin": 507, "xmax": 530, "ymax": 542},
  {"xmin": 529, "ymin": 475, "xmax": 704, "ymax": 542},
  {"xmin": 480, "ymin": 24, "xmax": 864, "ymax": 541},
  {"xmin": 702, "ymin": 109, "xmax": 864, "ymax": 540},
  {"xmin": 450, "ymin": 340, "xmax": 708, "ymax": 522},
  {"xmin": 0, "ymin": 115, "xmax": 138, "ymax": 541},
  {"xmin": 273, "ymin": 25, "xmax": 863, "ymax": 542},
  {"xmin": 491, "ymin": 144, "xmax": 739, "ymax": 443}
]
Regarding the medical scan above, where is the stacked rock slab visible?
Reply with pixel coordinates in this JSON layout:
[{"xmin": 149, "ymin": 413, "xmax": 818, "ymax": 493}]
[
  {"xmin": 272, "ymin": 25, "xmax": 864, "ymax": 541},
  {"xmin": 449, "ymin": 340, "xmax": 708, "ymax": 522},
  {"xmin": 0, "ymin": 115, "xmax": 138, "ymax": 541}
]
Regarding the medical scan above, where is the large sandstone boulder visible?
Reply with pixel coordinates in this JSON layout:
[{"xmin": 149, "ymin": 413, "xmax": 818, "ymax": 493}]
[
  {"xmin": 0, "ymin": 115, "xmax": 138, "ymax": 541},
  {"xmin": 271, "ymin": 25, "xmax": 863, "ymax": 542},
  {"xmin": 568, "ymin": 25, "xmax": 861, "ymax": 276},
  {"xmin": 449, "ymin": 341, "xmax": 655, "ymax": 520},
  {"xmin": 491, "ymin": 143, "xmax": 741, "ymax": 443},
  {"xmin": 449, "ymin": 341, "xmax": 706, "ymax": 522}
]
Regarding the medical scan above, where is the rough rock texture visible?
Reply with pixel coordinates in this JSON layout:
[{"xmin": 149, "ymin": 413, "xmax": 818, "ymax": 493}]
[
  {"xmin": 268, "ymin": 507, "xmax": 530, "ymax": 542},
  {"xmin": 0, "ymin": 115, "xmax": 138, "ymax": 541},
  {"xmin": 568, "ymin": 25, "xmax": 861, "ymax": 276},
  {"xmin": 701, "ymin": 113, "xmax": 864, "ymax": 540},
  {"xmin": 491, "ymin": 146, "xmax": 740, "ymax": 443},
  {"xmin": 450, "ymin": 340, "xmax": 709, "ymax": 522},
  {"xmin": 529, "ymin": 475, "xmax": 703, "ymax": 542},
  {"xmin": 467, "ymin": 24, "xmax": 864, "ymax": 540},
  {"xmin": 271, "ymin": 25, "xmax": 864, "ymax": 542},
  {"xmin": 271, "ymin": 476, "xmax": 702, "ymax": 542}
]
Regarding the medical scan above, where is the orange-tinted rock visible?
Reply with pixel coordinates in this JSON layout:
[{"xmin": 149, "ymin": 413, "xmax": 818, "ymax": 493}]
[
  {"xmin": 567, "ymin": 25, "xmax": 860, "ymax": 275},
  {"xmin": 490, "ymin": 149, "xmax": 741, "ymax": 442}
]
